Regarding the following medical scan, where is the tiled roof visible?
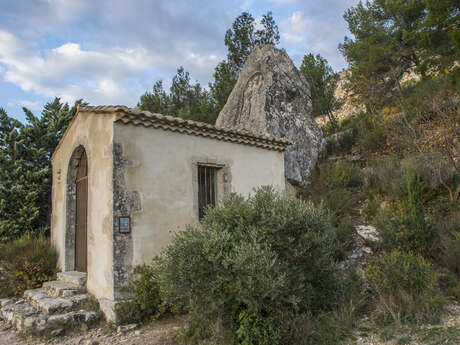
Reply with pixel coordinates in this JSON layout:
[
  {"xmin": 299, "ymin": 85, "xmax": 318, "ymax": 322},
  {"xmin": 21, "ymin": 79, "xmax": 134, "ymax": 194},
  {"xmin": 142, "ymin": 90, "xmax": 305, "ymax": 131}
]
[{"xmin": 78, "ymin": 105, "xmax": 292, "ymax": 151}]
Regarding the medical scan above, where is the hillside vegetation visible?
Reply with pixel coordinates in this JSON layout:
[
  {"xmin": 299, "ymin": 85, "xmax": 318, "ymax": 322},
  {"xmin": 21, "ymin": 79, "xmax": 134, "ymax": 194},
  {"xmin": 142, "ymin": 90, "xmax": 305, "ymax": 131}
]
[{"xmin": 0, "ymin": 1, "xmax": 458, "ymax": 344}]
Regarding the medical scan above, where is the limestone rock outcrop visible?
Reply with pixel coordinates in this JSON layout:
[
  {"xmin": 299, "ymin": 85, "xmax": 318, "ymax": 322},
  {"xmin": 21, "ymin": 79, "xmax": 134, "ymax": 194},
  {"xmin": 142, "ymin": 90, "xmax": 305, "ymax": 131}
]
[{"xmin": 216, "ymin": 45, "xmax": 323, "ymax": 185}]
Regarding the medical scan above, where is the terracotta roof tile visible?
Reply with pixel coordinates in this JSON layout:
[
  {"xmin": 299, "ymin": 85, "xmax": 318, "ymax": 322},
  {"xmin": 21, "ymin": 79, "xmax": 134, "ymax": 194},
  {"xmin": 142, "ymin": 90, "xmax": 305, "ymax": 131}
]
[{"xmin": 78, "ymin": 105, "xmax": 292, "ymax": 151}]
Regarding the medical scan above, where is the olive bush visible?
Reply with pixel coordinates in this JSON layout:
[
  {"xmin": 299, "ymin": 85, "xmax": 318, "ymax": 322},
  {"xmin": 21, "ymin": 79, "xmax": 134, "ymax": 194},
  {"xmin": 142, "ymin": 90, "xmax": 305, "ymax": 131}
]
[{"xmin": 154, "ymin": 187, "xmax": 342, "ymax": 344}]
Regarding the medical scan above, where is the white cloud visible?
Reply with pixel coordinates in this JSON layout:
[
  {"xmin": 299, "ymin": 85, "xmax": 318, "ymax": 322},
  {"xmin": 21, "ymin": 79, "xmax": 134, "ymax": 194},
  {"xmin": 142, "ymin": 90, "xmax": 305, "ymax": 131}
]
[
  {"xmin": 0, "ymin": 30, "xmax": 222, "ymax": 106},
  {"xmin": 46, "ymin": 0, "xmax": 89, "ymax": 22},
  {"xmin": 0, "ymin": 0, "xmax": 359, "ymax": 116},
  {"xmin": 281, "ymin": 11, "xmax": 308, "ymax": 44},
  {"xmin": 5, "ymin": 99, "xmax": 43, "ymax": 112},
  {"xmin": 0, "ymin": 31, "xmax": 142, "ymax": 105},
  {"xmin": 184, "ymin": 52, "xmax": 223, "ymax": 81},
  {"xmin": 267, "ymin": 0, "xmax": 298, "ymax": 4},
  {"xmin": 19, "ymin": 100, "xmax": 43, "ymax": 111}
]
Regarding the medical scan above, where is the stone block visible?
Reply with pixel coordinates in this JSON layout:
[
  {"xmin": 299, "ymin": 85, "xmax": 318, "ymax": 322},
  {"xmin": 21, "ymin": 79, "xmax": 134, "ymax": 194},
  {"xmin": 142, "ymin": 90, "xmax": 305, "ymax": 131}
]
[
  {"xmin": 47, "ymin": 312, "xmax": 72, "ymax": 326},
  {"xmin": 117, "ymin": 323, "xmax": 137, "ymax": 333},
  {"xmin": 98, "ymin": 298, "xmax": 120, "ymax": 323},
  {"xmin": 33, "ymin": 297, "xmax": 73, "ymax": 315},
  {"xmin": 23, "ymin": 315, "xmax": 40, "ymax": 329},
  {"xmin": 24, "ymin": 288, "xmax": 48, "ymax": 302},
  {"xmin": 50, "ymin": 328, "xmax": 64, "ymax": 336},
  {"xmin": 355, "ymin": 225, "xmax": 379, "ymax": 242},
  {"xmin": 0, "ymin": 298, "xmax": 14, "ymax": 308},
  {"xmin": 43, "ymin": 280, "xmax": 84, "ymax": 297},
  {"xmin": 57, "ymin": 271, "xmax": 87, "ymax": 287}
]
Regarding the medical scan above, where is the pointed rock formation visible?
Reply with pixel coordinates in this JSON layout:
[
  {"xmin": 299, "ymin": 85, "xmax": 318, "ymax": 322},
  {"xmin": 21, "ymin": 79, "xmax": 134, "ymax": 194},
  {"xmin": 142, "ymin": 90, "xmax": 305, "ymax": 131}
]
[{"xmin": 216, "ymin": 45, "xmax": 323, "ymax": 186}]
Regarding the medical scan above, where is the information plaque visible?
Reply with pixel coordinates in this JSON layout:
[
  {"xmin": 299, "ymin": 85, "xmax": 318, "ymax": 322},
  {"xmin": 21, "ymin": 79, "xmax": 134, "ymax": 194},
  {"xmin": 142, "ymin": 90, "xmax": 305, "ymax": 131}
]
[{"xmin": 119, "ymin": 217, "xmax": 131, "ymax": 233}]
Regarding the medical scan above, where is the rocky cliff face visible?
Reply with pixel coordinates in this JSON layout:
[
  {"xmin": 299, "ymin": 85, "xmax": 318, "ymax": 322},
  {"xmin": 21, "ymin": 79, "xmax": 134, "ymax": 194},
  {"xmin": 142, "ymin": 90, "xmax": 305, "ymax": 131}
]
[{"xmin": 216, "ymin": 45, "xmax": 323, "ymax": 186}]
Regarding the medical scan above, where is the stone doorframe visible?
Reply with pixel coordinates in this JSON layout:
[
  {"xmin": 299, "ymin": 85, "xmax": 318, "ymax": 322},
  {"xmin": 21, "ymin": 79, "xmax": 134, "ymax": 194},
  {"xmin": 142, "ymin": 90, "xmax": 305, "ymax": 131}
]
[{"xmin": 64, "ymin": 145, "xmax": 88, "ymax": 271}]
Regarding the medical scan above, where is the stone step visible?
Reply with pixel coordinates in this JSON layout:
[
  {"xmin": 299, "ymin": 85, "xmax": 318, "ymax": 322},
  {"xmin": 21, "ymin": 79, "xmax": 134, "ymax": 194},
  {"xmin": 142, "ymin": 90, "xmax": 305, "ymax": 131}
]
[
  {"xmin": 30, "ymin": 310, "xmax": 98, "ymax": 334},
  {"xmin": 0, "ymin": 298, "xmax": 98, "ymax": 334},
  {"xmin": 24, "ymin": 289, "xmax": 89, "ymax": 315},
  {"xmin": 57, "ymin": 271, "xmax": 87, "ymax": 287},
  {"xmin": 0, "ymin": 299, "xmax": 41, "ymax": 331},
  {"xmin": 42, "ymin": 280, "xmax": 85, "ymax": 297}
]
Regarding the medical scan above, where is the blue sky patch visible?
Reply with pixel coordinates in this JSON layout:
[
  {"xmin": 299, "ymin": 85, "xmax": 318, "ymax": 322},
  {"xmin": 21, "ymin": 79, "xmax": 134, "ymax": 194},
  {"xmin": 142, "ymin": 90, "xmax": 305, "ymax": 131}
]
[{"xmin": 0, "ymin": 0, "xmax": 359, "ymax": 121}]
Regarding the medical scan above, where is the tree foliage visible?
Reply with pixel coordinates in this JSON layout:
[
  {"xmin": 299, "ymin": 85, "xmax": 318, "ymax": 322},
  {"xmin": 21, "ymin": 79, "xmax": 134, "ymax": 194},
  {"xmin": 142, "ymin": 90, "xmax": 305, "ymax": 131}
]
[
  {"xmin": 418, "ymin": 0, "xmax": 460, "ymax": 80},
  {"xmin": 0, "ymin": 98, "xmax": 81, "ymax": 242},
  {"xmin": 339, "ymin": 0, "xmax": 459, "ymax": 201},
  {"xmin": 138, "ymin": 67, "xmax": 217, "ymax": 123},
  {"xmin": 138, "ymin": 11, "xmax": 280, "ymax": 123},
  {"xmin": 211, "ymin": 11, "xmax": 280, "ymax": 113},
  {"xmin": 300, "ymin": 53, "xmax": 341, "ymax": 127},
  {"xmin": 340, "ymin": 0, "xmax": 460, "ymax": 112},
  {"xmin": 224, "ymin": 11, "xmax": 280, "ymax": 73}
]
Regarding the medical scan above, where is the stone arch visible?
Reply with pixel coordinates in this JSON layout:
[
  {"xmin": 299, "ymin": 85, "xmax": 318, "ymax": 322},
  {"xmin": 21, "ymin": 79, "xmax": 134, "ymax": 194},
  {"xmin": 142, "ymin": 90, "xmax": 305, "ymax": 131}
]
[{"xmin": 64, "ymin": 145, "xmax": 88, "ymax": 271}]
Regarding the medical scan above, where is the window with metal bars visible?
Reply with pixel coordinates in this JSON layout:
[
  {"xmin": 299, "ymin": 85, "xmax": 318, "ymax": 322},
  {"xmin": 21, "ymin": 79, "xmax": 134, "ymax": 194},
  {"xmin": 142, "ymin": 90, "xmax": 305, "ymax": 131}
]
[{"xmin": 198, "ymin": 165, "xmax": 218, "ymax": 220}]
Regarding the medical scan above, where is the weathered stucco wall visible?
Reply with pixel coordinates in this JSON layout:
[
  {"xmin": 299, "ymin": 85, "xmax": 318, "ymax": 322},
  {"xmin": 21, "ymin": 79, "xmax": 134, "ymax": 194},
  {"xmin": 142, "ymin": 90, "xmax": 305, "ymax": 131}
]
[
  {"xmin": 113, "ymin": 123, "xmax": 286, "ymax": 274},
  {"xmin": 51, "ymin": 111, "xmax": 115, "ymax": 300}
]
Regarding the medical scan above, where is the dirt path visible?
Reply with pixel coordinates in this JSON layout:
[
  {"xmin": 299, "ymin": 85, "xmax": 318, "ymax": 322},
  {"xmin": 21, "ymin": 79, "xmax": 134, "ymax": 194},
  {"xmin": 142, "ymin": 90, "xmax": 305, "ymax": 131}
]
[
  {"xmin": 0, "ymin": 315, "xmax": 187, "ymax": 345},
  {"xmin": 2, "ymin": 304, "xmax": 460, "ymax": 345}
]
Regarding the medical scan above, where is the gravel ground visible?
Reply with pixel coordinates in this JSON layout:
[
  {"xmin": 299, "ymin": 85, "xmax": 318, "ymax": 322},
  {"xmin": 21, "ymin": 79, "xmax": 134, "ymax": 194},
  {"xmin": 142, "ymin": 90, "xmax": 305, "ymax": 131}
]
[
  {"xmin": 351, "ymin": 303, "xmax": 460, "ymax": 345},
  {"xmin": 0, "ymin": 315, "xmax": 187, "ymax": 345},
  {"xmin": 1, "ymin": 304, "xmax": 459, "ymax": 345}
]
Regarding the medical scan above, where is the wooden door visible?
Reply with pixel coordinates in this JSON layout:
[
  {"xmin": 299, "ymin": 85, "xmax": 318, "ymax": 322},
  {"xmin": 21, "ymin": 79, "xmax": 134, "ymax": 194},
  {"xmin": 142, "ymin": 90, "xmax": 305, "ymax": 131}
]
[{"xmin": 75, "ymin": 152, "xmax": 88, "ymax": 272}]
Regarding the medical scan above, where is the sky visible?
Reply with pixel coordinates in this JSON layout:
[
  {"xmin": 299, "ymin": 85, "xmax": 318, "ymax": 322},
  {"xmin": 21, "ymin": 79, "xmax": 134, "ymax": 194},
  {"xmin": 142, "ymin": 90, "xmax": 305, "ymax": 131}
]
[{"xmin": 0, "ymin": 0, "xmax": 360, "ymax": 121}]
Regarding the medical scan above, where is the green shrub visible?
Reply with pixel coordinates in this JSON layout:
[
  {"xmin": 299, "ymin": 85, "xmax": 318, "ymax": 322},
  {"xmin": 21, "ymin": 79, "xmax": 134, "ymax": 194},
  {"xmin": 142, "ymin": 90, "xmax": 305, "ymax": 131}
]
[
  {"xmin": 438, "ymin": 269, "xmax": 460, "ymax": 301},
  {"xmin": 436, "ymin": 213, "xmax": 460, "ymax": 277},
  {"xmin": 0, "ymin": 234, "xmax": 58, "ymax": 297},
  {"xmin": 361, "ymin": 198, "xmax": 380, "ymax": 221},
  {"xmin": 115, "ymin": 264, "xmax": 169, "ymax": 324},
  {"xmin": 155, "ymin": 187, "xmax": 342, "ymax": 344},
  {"xmin": 235, "ymin": 309, "xmax": 283, "ymax": 345},
  {"xmin": 177, "ymin": 313, "xmax": 217, "ymax": 345},
  {"xmin": 324, "ymin": 128, "xmax": 356, "ymax": 156},
  {"xmin": 324, "ymin": 188, "xmax": 356, "ymax": 224},
  {"xmin": 291, "ymin": 270, "xmax": 366, "ymax": 345},
  {"xmin": 406, "ymin": 168, "xmax": 428, "ymax": 236},
  {"xmin": 319, "ymin": 161, "xmax": 362, "ymax": 190},
  {"xmin": 374, "ymin": 168, "xmax": 435, "ymax": 255},
  {"xmin": 363, "ymin": 159, "xmax": 407, "ymax": 200},
  {"xmin": 335, "ymin": 217, "xmax": 356, "ymax": 260},
  {"xmin": 309, "ymin": 161, "xmax": 362, "ymax": 223},
  {"xmin": 366, "ymin": 250, "xmax": 446, "ymax": 323},
  {"xmin": 355, "ymin": 114, "xmax": 387, "ymax": 152}
]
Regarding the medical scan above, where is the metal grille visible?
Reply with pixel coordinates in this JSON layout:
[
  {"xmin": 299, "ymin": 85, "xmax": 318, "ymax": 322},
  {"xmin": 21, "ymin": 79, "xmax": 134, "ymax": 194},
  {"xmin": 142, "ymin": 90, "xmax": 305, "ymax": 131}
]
[{"xmin": 198, "ymin": 166, "xmax": 217, "ymax": 220}]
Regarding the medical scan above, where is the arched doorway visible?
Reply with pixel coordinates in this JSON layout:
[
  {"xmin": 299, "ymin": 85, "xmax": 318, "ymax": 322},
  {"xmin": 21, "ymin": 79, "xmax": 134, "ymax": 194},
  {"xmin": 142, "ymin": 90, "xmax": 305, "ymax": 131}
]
[
  {"xmin": 75, "ymin": 150, "xmax": 88, "ymax": 272},
  {"xmin": 66, "ymin": 146, "xmax": 88, "ymax": 272}
]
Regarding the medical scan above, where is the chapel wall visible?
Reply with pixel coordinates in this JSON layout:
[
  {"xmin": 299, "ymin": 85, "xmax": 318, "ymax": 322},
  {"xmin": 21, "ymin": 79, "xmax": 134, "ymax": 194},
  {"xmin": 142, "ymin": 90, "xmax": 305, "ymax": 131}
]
[
  {"xmin": 50, "ymin": 112, "xmax": 115, "ymax": 300},
  {"xmin": 113, "ymin": 123, "xmax": 286, "ymax": 270}
]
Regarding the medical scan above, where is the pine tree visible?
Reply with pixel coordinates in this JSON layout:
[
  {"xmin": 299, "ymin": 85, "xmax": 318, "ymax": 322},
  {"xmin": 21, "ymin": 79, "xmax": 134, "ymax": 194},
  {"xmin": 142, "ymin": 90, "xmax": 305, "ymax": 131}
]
[
  {"xmin": 418, "ymin": 0, "xmax": 460, "ymax": 84},
  {"xmin": 138, "ymin": 11, "xmax": 281, "ymax": 123},
  {"xmin": 300, "ymin": 53, "xmax": 341, "ymax": 128},
  {"xmin": 138, "ymin": 67, "xmax": 217, "ymax": 123},
  {"xmin": 137, "ymin": 81, "xmax": 170, "ymax": 115},
  {"xmin": 340, "ymin": 0, "xmax": 460, "ymax": 112},
  {"xmin": 0, "ymin": 98, "xmax": 81, "ymax": 242},
  {"xmin": 210, "ymin": 11, "xmax": 280, "ymax": 113}
]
